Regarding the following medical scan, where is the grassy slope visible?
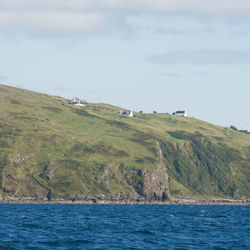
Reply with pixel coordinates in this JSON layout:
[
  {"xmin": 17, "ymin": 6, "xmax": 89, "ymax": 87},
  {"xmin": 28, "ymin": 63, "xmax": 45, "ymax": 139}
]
[{"xmin": 0, "ymin": 84, "xmax": 249, "ymax": 199}]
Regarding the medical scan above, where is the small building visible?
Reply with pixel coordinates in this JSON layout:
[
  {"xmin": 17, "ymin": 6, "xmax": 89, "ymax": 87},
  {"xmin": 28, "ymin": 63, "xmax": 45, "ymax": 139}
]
[
  {"xmin": 120, "ymin": 110, "xmax": 134, "ymax": 117},
  {"xmin": 172, "ymin": 110, "xmax": 187, "ymax": 117},
  {"xmin": 239, "ymin": 130, "xmax": 250, "ymax": 134},
  {"xmin": 71, "ymin": 97, "xmax": 88, "ymax": 106}
]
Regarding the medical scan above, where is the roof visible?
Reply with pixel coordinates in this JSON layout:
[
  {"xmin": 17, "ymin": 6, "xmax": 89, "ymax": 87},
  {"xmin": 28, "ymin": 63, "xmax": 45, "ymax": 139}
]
[
  {"xmin": 71, "ymin": 97, "xmax": 87, "ymax": 103},
  {"xmin": 120, "ymin": 110, "xmax": 133, "ymax": 116},
  {"xmin": 120, "ymin": 110, "xmax": 132, "ymax": 113}
]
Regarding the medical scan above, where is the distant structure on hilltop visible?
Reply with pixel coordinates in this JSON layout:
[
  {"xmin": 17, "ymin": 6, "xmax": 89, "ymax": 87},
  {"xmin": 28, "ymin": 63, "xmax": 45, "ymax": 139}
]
[
  {"xmin": 120, "ymin": 110, "xmax": 134, "ymax": 117},
  {"xmin": 71, "ymin": 97, "xmax": 88, "ymax": 106},
  {"xmin": 172, "ymin": 110, "xmax": 187, "ymax": 117},
  {"xmin": 239, "ymin": 130, "xmax": 250, "ymax": 134}
]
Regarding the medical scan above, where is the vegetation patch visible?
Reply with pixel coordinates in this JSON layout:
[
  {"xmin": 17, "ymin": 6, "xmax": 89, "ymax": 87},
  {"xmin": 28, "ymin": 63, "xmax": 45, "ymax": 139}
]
[
  {"xmin": 0, "ymin": 87, "xmax": 8, "ymax": 92},
  {"xmin": 115, "ymin": 150, "xmax": 129, "ymax": 157},
  {"xmin": 213, "ymin": 136, "xmax": 224, "ymax": 141},
  {"xmin": 167, "ymin": 131, "xmax": 194, "ymax": 141},
  {"xmin": 129, "ymin": 132, "xmax": 153, "ymax": 146},
  {"xmin": 0, "ymin": 151, "xmax": 9, "ymax": 188},
  {"xmin": 105, "ymin": 120, "xmax": 132, "ymax": 130},
  {"xmin": 74, "ymin": 109, "xmax": 99, "ymax": 119},
  {"xmin": 8, "ymin": 112, "xmax": 36, "ymax": 122},
  {"xmin": 42, "ymin": 106, "xmax": 62, "ymax": 113},
  {"xmin": 10, "ymin": 99, "xmax": 21, "ymax": 105},
  {"xmin": 145, "ymin": 157, "xmax": 157, "ymax": 164}
]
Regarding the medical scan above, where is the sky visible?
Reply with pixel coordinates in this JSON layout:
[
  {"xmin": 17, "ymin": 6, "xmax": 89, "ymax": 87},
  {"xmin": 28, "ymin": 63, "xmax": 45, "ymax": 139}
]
[{"xmin": 0, "ymin": 0, "xmax": 250, "ymax": 130}]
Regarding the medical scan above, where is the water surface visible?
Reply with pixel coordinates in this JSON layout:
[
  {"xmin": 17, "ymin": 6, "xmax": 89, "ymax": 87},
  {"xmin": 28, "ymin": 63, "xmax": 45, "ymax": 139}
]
[{"xmin": 0, "ymin": 204, "xmax": 249, "ymax": 249}]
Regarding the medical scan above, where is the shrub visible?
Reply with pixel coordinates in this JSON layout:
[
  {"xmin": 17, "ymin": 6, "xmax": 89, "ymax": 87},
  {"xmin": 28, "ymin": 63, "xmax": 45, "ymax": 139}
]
[{"xmin": 230, "ymin": 125, "xmax": 237, "ymax": 131}]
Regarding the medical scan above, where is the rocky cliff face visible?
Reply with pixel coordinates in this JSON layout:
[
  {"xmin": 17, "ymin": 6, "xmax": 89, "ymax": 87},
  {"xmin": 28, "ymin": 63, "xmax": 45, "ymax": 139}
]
[
  {"xmin": 0, "ymin": 147, "xmax": 171, "ymax": 202},
  {"xmin": 140, "ymin": 142, "xmax": 170, "ymax": 201}
]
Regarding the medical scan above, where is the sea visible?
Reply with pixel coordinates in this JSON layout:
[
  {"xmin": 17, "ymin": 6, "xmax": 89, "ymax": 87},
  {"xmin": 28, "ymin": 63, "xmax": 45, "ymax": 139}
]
[{"xmin": 0, "ymin": 204, "xmax": 249, "ymax": 249}]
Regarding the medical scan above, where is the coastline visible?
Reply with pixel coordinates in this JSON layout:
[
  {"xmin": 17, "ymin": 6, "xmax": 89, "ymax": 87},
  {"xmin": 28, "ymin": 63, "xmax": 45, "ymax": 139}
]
[{"xmin": 0, "ymin": 197, "xmax": 249, "ymax": 205}]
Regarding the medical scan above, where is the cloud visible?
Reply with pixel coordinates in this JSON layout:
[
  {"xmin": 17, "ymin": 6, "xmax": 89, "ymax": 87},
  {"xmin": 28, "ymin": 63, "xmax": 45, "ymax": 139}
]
[
  {"xmin": 1, "ymin": 1, "xmax": 250, "ymax": 15},
  {"xmin": 0, "ymin": 0, "xmax": 250, "ymax": 38},
  {"xmin": 147, "ymin": 49, "xmax": 250, "ymax": 65},
  {"xmin": 0, "ymin": 11, "xmax": 104, "ymax": 37}
]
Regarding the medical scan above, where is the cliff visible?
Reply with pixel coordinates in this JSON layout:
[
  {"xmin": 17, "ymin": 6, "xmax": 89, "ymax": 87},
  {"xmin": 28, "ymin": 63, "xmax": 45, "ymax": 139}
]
[{"xmin": 0, "ymin": 84, "xmax": 249, "ymax": 201}]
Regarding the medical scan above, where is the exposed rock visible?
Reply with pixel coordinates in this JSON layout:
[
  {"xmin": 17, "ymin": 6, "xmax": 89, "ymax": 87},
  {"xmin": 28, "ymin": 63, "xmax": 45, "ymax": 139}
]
[
  {"xmin": 72, "ymin": 193, "xmax": 77, "ymax": 202},
  {"xmin": 137, "ymin": 169, "xmax": 146, "ymax": 177},
  {"xmin": 97, "ymin": 194, "xmax": 106, "ymax": 200},
  {"xmin": 98, "ymin": 167, "xmax": 110, "ymax": 185},
  {"xmin": 2, "ymin": 172, "xmax": 18, "ymax": 195},
  {"xmin": 139, "ymin": 141, "xmax": 171, "ymax": 201},
  {"xmin": 233, "ymin": 190, "xmax": 242, "ymax": 199},
  {"xmin": 11, "ymin": 154, "xmax": 26, "ymax": 163},
  {"xmin": 127, "ymin": 190, "xmax": 140, "ymax": 200},
  {"xmin": 46, "ymin": 165, "xmax": 57, "ymax": 181},
  {"xmin": 24, "ymin": 175, "xmax": 50, "ymax": 199}
]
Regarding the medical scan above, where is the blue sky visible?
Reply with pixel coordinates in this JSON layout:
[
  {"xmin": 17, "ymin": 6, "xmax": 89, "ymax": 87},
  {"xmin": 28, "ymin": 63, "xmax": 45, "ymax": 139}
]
[{"xmin": 0, "ymin": 0, "xmax": 250, "ymax": 130}]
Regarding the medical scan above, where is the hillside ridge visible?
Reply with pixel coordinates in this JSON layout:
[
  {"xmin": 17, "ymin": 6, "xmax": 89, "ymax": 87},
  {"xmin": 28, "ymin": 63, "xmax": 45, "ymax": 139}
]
[{"xmin": 0, "ymin": 84, "xmax": 249, "ymax": 202}]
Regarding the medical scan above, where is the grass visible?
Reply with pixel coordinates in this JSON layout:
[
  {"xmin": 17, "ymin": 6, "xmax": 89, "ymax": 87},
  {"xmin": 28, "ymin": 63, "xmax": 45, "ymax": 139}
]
[{"xmin": 0, "ymin": 83, "xmax": 249, "ymax": 199}]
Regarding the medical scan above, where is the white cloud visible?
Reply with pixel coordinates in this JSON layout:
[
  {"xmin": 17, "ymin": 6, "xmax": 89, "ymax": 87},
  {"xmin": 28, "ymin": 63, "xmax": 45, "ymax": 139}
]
[
  {"xmin": 1, "ymin": 0, "xmax": 250, "ymax": 14},
  {"xmin": 0, "ymin": 11, "xmax": 103, "ymax": 36},
  {"xmin": 0, "ymin": 0, "xmax": 250, "ymax": 37},
  {"xmin": 147, "ymin": 49, "xmax": 250, "ymax": 65}
]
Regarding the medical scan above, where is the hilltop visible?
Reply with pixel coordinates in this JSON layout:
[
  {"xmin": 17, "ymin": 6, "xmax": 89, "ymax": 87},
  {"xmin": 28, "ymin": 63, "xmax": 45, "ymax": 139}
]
[{"xmin": 0, "ymin": 84, "xmax": 249, "ymax": 202}]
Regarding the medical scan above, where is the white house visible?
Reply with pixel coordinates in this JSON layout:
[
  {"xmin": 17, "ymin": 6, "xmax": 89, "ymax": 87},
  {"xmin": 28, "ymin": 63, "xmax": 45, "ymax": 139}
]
[
  {"xmin": 71, "ymin": 97, "xmax": 88, "ymax": 106},
  {"xmin": 172, "ymin": 110, "xmax": 187, "ymax": 117},
  {"xmin": 120, "ymin": 110, "xmax": 134, "ymax": 117}
]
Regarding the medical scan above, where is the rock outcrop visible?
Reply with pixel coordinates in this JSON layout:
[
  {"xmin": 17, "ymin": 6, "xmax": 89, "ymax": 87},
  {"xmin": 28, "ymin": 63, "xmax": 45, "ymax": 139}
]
[{"xmin": 141, "ymin": 141, "xmax": 171, "ymax": 201}]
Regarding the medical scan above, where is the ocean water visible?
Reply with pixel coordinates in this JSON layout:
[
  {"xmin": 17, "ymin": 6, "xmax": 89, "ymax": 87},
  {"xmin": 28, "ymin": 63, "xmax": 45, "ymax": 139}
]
[{"xmin": 0, "ymin": 205, "xmax": 249, "ymax": 249}]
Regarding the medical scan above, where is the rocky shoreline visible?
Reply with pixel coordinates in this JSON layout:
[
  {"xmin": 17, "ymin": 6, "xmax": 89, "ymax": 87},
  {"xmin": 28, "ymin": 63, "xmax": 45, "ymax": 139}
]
[{"xmin": 0, "ymin": 197, "xmax": 249, "ymax": 205}]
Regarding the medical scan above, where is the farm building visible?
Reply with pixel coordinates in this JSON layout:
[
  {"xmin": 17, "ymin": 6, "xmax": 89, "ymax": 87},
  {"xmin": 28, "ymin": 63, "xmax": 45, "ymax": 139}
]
[
  {"xmin": 71, "ymin": 97, "xmax": 88, "ymax": 106},
  {"xmin": 120, "ymin": 110, "xmax": 134, "ymax": 117},
  {"xmin": 172, "ymin": 110, "xmax": 187, "ymax": 117}
]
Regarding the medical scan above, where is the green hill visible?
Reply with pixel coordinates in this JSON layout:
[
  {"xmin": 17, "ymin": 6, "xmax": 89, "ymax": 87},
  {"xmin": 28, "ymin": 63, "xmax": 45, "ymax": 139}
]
[{"xmin": 0, "ymin": 84, "xmax": 249, "ymax": 201}]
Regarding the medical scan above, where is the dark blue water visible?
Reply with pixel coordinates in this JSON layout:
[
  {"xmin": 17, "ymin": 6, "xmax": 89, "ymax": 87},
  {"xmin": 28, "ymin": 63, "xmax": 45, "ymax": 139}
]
[{"xmin": 0, "ymin": 205, "xmax": 249, "ymax": 249}]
